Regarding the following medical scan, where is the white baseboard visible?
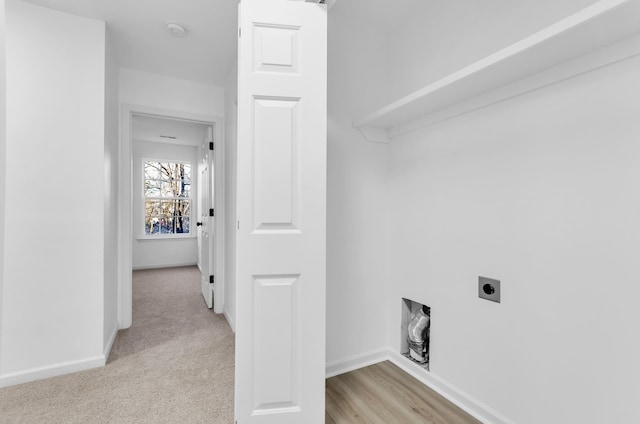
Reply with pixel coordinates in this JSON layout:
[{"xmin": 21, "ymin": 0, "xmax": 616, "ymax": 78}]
[
  {"xmin": 386, "ymin": 351, "xmax": 517, "ymax": 424},
  {"xmin": 325, "ymin": 348, "xmax": 389, "ymax": 378},
  {"xmin": 0, "ymin": 355, "xmax": 105, "ymax": 389},
  {"xmin": 223, "ymin": 308, "xmax": 235, "ymax": 333},
  {"xmin": 325, "ymin": 348, "xmax": 517, "ymax": 424},
  {"xmin": 132, "ymin": 262, "xmax": 197, "ymax": 271},
  {"xmin": 103, "ymin": 324, "xmax": 119, "ymax": 359}
]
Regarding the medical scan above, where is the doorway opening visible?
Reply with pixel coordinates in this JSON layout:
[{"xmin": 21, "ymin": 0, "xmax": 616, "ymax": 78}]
[{"xmin": 119, "ymin": 106, "xmax": 225, "ymax": 328}]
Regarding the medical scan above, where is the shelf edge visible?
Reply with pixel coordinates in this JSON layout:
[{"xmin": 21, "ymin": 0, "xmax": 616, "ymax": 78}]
[
  {"xmin": 352, "ymin": 0, "xmax": 636, "ymax": 139},
  {"xmin": 355, "ymin": 125, "xmax": 390, "ymax": 144},
  {"xmin": 389, "ymin": 33, "xmax": 640, "ymax": 139}
]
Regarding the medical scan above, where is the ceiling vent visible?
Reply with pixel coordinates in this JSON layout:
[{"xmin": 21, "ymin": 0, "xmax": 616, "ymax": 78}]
[{"xmin": 166, "ymin": 22, "xmax": 187, "ymax": 38}]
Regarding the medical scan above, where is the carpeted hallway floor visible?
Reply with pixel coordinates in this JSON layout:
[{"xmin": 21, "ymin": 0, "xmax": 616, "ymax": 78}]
[{"xmin": 0, "ymin": 266, "xmax": 235, "ymax": 424}]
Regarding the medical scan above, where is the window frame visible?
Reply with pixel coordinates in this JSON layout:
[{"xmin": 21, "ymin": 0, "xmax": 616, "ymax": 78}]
[{"xmin": 139, "ymin": 158, "xmax": 195, "ymax": 240}]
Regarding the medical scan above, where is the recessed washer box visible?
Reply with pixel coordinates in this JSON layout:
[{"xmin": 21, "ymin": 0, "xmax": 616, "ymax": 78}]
[
  {"xmin": 478, "ymin": 276, "xmax": 501, "ymax": 303},
  {"xmin": 400, "ymin": 298, "xmax": 431, "ymax": 371}
]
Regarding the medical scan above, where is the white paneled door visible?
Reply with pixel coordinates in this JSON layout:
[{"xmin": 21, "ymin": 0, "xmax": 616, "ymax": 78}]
[
  {"xmin": 235, "ymin": 1, "xmax": 327, "ymax": 423},
  {"xmin": 199, "ymin": 126, "xmax": 214, "ymax": 308}
]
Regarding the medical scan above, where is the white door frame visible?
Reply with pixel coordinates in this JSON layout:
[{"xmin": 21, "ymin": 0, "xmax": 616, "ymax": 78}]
[{"xmin": 118, "ymin": 104, "xmax": 226, "ymax": 328}]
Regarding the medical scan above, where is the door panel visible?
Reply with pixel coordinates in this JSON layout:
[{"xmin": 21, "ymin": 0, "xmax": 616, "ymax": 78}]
[
  {"xmin": 235, "ymin": 1, "xmax": 327, "ymax": 423},
  {"xmin": 254, "ymin": 97, "xmax": 299, "ymax": 229}
]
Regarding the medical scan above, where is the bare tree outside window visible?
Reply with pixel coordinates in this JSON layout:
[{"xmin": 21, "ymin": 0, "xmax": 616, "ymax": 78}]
[{"xmin": 144, "ymin": 161, "xmax": 192, "ymax": 235}]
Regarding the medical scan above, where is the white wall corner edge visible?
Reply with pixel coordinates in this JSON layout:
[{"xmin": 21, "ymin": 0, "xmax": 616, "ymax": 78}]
[
  {"xmin": 223, "ymin": 308, "xmax": 236, "ymax": 333},
  {"xmin": 104, "ymin": 324, "xmax": 119, "ymax": 359},
  {"xmin": 326, "ymin": 348, "xmax": 519, "ymax": 424},
  {"xmin": 0, "ymin": 355, "xmax": 106, "ymax": 389}
]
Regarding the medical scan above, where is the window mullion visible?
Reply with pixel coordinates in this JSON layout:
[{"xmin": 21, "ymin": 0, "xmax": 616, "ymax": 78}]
[{"xmin": 143, "ymin": 160, "xmax": 192, "ymax": 236}]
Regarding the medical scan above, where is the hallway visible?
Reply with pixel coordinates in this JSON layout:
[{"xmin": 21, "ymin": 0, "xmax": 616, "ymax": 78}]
[{"xmin": 0, "ymin": 266, "xmax": 235, "ymax": 424}]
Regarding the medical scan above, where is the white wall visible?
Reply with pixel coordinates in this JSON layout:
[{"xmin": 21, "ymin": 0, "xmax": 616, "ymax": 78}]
[
  {"xmin": 0, "ymin": 0, "xmax": 6, "ymax": 378},
  {"xmin": 132, "ymin": 140, "xmax": 198, "ymax": 269},
  {"xmin": 119, "ymin": 68, "xmax": 225, "ymax": 118},
  {"xmin": 325, "ymin": 11, "xmax": 391, "ymax": 366},
  {"xmin": 381, "ymin": 4, "xmax": 640, "ymax": 422},
  {"xmin": 326, "ymin": 2, "xmax": 640, "ymax": 422},
  {"xmin": 2, "ymin": 0, "xmax": 106, "ymax": 385},
  {"xmin": 103, "ymin": 27, "xmax": 120, "ymax": 353},
  {"xmin": 223, "ymin": 63, "xmax": 237, "ymax": 330},
  {"xmin": 387, "ymin": 53, "xmax": 640, "ymax": 424},
  {"xmin": 386, "ymin": 0, "xmax": 600, "ymax": 100}
]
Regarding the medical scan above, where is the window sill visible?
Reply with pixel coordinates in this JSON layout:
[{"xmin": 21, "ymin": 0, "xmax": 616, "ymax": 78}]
[{"xmin": 136, "ymin": 234, "xmax": 196, "ymax": 241}]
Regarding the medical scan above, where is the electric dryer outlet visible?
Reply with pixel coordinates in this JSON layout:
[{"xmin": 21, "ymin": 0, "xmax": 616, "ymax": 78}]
[{"xmin": 478, "ymin": 276, "xmax": 501, "ymax": 303}]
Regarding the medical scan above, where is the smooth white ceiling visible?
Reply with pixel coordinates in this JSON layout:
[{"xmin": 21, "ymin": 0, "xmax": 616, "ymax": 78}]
[
  {"xmin": 132, "ymin": 115, "xmax": 211, "ymax": 147},
  {"xmin": 331, "ymin": 0, "xmax": 426, "ymax": 32},
  {"xmin": 23, "ymin": 0, "xmax": 238, "ymax": 86},
  {"xmin": 22, "ymin": 0, "xmax": 413, "ymax": 87}
]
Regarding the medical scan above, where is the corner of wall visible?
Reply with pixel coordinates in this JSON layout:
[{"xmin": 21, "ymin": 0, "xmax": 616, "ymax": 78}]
[
  {"xmin": 103, "ymin": 23, "xmax": 120, "ymax": 352},
  {"xmin": 0, "ymin": 0, "xmax": 7, "ymax": 377},
  {"xmin": 325, "ymin": 348, "xmax": 517, "ymax": 424},
  {"xmin": 386, "ymin": 351, "xmax": 518, "ymax": 424},
  {"xmin": 223, "ymin": 61, "xmax": 237, "ymax": 330},
  {"xmin": 3, "ymin": 0, "xmax": 107, "ymax": 381},
  {"xmin": 325, "ymin": 7, "xmax": 392, "ymax": 366}
]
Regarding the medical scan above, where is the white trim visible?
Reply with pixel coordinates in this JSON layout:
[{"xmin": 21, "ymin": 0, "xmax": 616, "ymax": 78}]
[
  {"xmin": 325, "ymin": 348, "xmax": 389, "ymax": 378},
  {"xmin": 212, "ymin": 114, "xmax": 225, "ymax": 315},
  {"xmin": 0, "ymin": 1, "xmax": 5, "ymax": 380},
  {"xmin": 0, "ymin": 355, "xmax": 105, "ymax": 388},
  {"xmin": 118, "ymin": 104, "xmax": 226, "ymax": 329},
  {"xmin": 132, "ymin": 262, "xmax": 197, "ymax": 271},
  {"xmin": 325, "ymin": 348, "xmax": 518, "ymax": 424},
  {"xmin": 103, "ymin": 324, "xmax": 119, "ymax": 359},
  {"xmin": 387, "ymin": 351, "xmax": 517, "ymax": 424},
  {"xmin": 136, "ymin": 234, "xmax": 197, "ymax": 240},
  {"xmin": 223, "ymin": 307, "xmax": 235, "ymax": 333},
  {"xmin": 119, "ymin": 105, "xmax": 133, "ymax": 329}
]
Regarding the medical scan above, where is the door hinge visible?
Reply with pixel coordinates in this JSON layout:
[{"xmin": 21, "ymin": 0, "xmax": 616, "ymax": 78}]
[
  {"xmin": 209, "ymin": 141, "xmax": 214, "ymax": 151},
  {"xmin": 210, "ymin": 275, "xmax": 214, "ymax": 285},
  {"xmin": 209, "ymin": 208, "xmax": 215, "ymax": 217},
  {"xmin": 238, "ymin": 28, "xmax": 241, "ymax": 38}
]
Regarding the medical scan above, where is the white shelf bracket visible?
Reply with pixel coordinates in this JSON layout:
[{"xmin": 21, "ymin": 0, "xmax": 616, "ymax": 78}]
[{"xmin": 355, "ymin": 125, "xmax": 390, "ymax": 144}]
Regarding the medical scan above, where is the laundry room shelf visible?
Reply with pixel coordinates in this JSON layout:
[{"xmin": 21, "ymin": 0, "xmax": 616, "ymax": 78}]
[{"xmin": 353, "ymin": 0, "xmax": 640, "ymax": 144}]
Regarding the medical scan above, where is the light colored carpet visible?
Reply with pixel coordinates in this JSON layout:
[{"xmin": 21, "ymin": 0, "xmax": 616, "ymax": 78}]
[{"xmin": 0, "ymin": 266, "xmax": 235, "ymax": 424}]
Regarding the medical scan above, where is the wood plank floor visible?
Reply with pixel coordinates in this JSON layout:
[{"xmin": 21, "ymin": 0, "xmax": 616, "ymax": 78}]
[{"xmin": 326, "ymin": 361, "xmax": 481, "ymax": 424}]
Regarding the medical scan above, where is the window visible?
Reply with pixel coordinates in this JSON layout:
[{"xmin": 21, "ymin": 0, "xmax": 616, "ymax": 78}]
[{"xmin": 144, "ymin": 161, "xmax": 192, "ymax": 235}]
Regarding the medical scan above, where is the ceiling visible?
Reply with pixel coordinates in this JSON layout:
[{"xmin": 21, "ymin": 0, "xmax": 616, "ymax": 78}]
[
  {"xmin": 21, "ymin": 0, "xmax": 415, "ymax": 87},
  {"xmin": 331, "ymin": 0, "xmax": 426, "ymax": 32},
  {"xmin": 23, "ymin": 0, "xmax": 238, "ymax": 86},
  {"xmin": 132, "ymin": 115, "xmax": 211, "ymax": 147}
]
